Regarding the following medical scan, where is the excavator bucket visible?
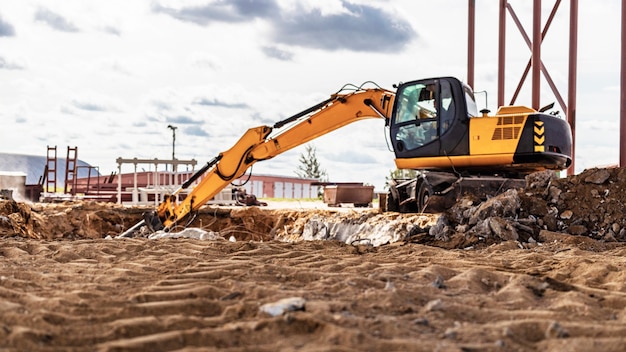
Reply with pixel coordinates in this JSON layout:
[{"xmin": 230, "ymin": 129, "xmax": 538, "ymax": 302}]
[{"xmin": 143, "ymin": 211, "xmax": 165, "ymax": 232}]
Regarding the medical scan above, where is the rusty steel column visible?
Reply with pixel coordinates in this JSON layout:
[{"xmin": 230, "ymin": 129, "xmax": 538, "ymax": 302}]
[
  {"xmin": 622, "ymin": 0, "xmax": 626, "ymax": 167},
  {"xmin": 468, "ymin": 0, "xmax": 476, "ymax": 88},
  {"xmin": 568, "ymin": 0, "xmax": 578, "ymax": 175},
  {"xmin": 498, "ymin": 0, "xmax": 507, "ymax": 107},
  {"xmin": 531, "ymin": 0, "xmax": 542, "ymax": 110}
]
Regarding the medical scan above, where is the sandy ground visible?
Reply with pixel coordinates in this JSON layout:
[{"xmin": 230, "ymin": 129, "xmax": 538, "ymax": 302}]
[
  {"xmin": 2, "ymin": 167, "xmax": 626, "ymax": 351},
  {"xmin": 2, "ymin": 235, "xmax": 626, "ymax": 351}
]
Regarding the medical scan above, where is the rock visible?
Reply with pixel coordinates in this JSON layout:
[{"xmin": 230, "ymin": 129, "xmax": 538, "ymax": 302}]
[
  {"xmin": 431, "ymin": 275, "xmax": 446, "ymax": 289},
  {"xmin": 429, "ymin": 216, "xmax": 450, "ymax": 241},
  {"xmin": 547, "ymin": 186, "xmax": 562, "ymax": 204},
  {"xmin": 542, "ymin": 214, "xmax": 558, "ymax": 231},
  {"xmin": 259, "ymin": 297, "xmax": 306, "ymax": 317},
  {"xmin": 487, "ymin": 217, "xmax": 519, "ymax": 241},
  {"xmin": 603, "ymin": 232, "xmax": 617, "ymax": 242},
  {"xmin": 612, "ymin": 223, "xmax": 620, "ymax": 234},
  {"xmin": 424, "ymin": 299, "xmax": 443, "ymax": 312},
  {"xmin": 525, "ymin": 170, "xmax": 557, "ymax": 191},
  {"xmin": 567, "ymin": 225, "xmax": 587, "ymax": 236},
  {"xmin": 583, "ymin": 168, "xmax": 610, "ymax": 184},
  {"xmin": 468, "ymin": 189, "xmax": 520, "ymax": 225},
  {"xmin": 545, "ymin": 321, "xmax": 569, "ymax": 339},
  {"xmin": 559, "ymin": 210, "xmax": 573, "ymax": 220},
  {"xmin": 469, "ymin": 218, "xmax": 491, "ymax": 238}
]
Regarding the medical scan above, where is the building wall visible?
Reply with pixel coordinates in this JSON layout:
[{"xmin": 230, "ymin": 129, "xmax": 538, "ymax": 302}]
[
  {"xmin": 234, "ymin": 174, "xmax": 320, "ymax": 198},
  {"xmin": 74, "ymin": 171, "xmax": 320, "ymax": 200}
]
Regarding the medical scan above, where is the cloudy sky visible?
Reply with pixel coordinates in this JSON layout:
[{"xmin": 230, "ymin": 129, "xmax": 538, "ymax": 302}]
[{"xmin": 0, "ymin": 0, "xmax": 621, "ymax": 191}]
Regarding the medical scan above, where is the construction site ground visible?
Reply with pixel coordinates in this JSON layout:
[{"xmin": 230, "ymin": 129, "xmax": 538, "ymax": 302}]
[{"xmin": 2, "ymin": 167, "xmax": 626, "ymax": 351}]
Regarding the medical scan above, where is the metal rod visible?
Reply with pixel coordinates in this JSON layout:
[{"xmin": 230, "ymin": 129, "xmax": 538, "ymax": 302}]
[
  {"xmin": 568, "ymin": 0, "xmax": 578, "ymax": 175},
  {"xmin": 498, "ymin": 0, "xmax": 506, "ymax": 107},
  {"xmin": 467, "ymin": 0, "xmax": 475, "ymax": 88},
  {"xmin": 117, "ymin": 219, "xmax": 146, "ymax": 238},
  {"xmin": 532, "ymin": 0, "xmax": 541, "ymax": 110},
  {"xmin": 619, "ymin": 0, "xmax": 626, "ymax": 167}
]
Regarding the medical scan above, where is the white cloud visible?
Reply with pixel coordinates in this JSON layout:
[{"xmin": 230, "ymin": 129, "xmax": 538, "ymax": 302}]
[{"xmin": 0, "ymin": 0, "xmax": 622, "ymax": 191}]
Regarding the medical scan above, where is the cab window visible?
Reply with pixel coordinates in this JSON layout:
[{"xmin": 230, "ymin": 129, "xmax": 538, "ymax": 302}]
[
  {"xmin": 393, "ymin": 83, "xmax": 439, "ymax": 151},
  {"xmin": 440, "ymin": 80, "xmax": 455, "ymax": 133},
  {"xmin": 464, "ymin": 85, "xmax": 478, "ymax": 117}
]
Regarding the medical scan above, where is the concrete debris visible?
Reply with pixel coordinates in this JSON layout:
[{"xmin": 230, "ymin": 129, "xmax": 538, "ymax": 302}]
[
  {"xmin": 148, "ymin": 228, "xmax": 223, "ymax": 240},
  {"xmin": 259, "ymin": 297, "xmax": 306, "ymax": 317},
  {"xmin": 298, "ymin": 212, "xmax": 438, "ymax": 247},
  {"xmin": 467, "ymin": 189, "xmax": 520, "ymax": 225},
  {"xmin": 409, "ymin": 167, "xmax": 626, "ymax": 249}
]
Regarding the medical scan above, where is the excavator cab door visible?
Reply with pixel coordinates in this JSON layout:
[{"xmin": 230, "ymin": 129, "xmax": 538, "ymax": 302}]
[{"xmin": 390, "ymin": 77, "xmax": 472, "ymax": 162}]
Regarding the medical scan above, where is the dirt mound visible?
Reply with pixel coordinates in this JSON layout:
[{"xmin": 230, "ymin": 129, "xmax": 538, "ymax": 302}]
[
  {"xmin": 2, "ymin": 167, "xmax": 626, "ymax": 250},
  {"xmin": 1, "ymin": 201, "xmax": 145, "ymax": 240},
  {"xmin": 408, "ymin": 167, "xmax": 626, "ymax": 250}
]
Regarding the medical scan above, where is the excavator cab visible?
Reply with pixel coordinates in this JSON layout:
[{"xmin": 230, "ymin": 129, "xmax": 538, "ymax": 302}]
[
  {"xmin": 389, "ymin": 76, "xmax": 572, "ymax": 174},
  {"xmin": 390, "ymin": 77, "xmax": 475, "ymax": 162}
]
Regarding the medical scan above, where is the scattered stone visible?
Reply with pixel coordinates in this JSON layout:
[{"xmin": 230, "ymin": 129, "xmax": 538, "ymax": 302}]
[
  {"xmin": 567, "ymin": 225, "xmax": 587, "ymax": 236},
  {"xmin": 525, "ymin": 170, "xmax": 557, "ymax": 191},
  {"xmin": 468, "ymin": 189, "xmax": 520, "ymax": 225},
  {"xmin": 547, "ymin": 186, "xmax": 562, "ymax": 204},
  {"xmin": 431, "ymin": 275, "xmax": 446, "ymax": 289},
  {"xmin": 259, "ymin": 297, "xmax": 306, "ymax": 317},
  {"xmin": 429, "ymin": 216, "xmax": 450, "ymax": 241},
  {"xmin": 559, "ymin": 210, "xmax": 573, "ymax": 220},
  {"xmin": 487, "ymin": 217, "xmax": 519, "ymax": 241},
  {"xmin": 444, "ymin": 327, "xmax": 457, "ymax": 339},
  {"xmin": 612, "ymin": 223, "xmax": 620, "ymax": 234},
  {"xmin": 545, "ymin": 321, "xmax": 569, "ymax": 339},
  {"xmin": 424, "ymin": 299, "xmax": 443, "ymax": 312},
  {"xmin": 583, "ymin": 168, "xmax": 610, "ymax": 184},
  {"xmin": 413, "ymin": 317, "xmax": 429, "ymax": 326}
]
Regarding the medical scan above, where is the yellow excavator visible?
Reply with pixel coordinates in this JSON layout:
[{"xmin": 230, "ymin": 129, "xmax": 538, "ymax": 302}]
[{"xmin": 119, "ymin": 76, "xmax": 572, "ymax": 237}]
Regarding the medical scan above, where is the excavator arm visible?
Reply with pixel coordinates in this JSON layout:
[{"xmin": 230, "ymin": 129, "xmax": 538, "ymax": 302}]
[{"xmin": 120, "ymin": 84, "xmax": 395, "ymax": 236}]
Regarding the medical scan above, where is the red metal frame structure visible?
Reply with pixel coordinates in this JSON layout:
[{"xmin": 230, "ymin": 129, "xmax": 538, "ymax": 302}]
[
  {"xmin": 622, "ymin": 0, "xmax": 626, "ymax": 167},
  {"xmin": 467, "ymin": 0, "xmax": 578, "ymax": 174},
  {"xmin": 45, "ymin": 145, "xmax": 57, "ymax": 193}
]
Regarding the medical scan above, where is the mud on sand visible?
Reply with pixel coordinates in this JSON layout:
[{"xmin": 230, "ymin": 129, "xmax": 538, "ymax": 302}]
[{"xmin": 1, "ymin": 167, "xmax": 626, "ymax": 351}]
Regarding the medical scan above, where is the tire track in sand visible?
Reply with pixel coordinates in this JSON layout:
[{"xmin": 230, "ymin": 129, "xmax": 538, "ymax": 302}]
[{"xmin": 2, "ymin": 239, "xmax": 626, "ymax": 351}]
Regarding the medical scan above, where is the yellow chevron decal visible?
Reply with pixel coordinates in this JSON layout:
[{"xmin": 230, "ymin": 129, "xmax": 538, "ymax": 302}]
[{"xmin": 533, "ymin": 120, "xmax": 545, "ymax": 152}]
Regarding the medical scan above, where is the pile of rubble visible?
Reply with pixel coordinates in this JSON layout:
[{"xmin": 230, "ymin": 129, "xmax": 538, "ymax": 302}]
[
  {"xmin": 1, "ymin": 167, "xmax": 625, "ymax": 250},
  {"xmin": 414, "ymin": 167, "xmax": 626, "ymax": 248}
]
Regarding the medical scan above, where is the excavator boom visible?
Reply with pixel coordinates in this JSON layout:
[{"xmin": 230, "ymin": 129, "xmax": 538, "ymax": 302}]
[{"xmin": 137, "ymin": 85, "xmax": 395, "ymax": 232}]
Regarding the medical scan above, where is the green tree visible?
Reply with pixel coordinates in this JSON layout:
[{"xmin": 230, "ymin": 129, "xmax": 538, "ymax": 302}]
[{"xmin": 295, "ymin": 145, "xmax": 328, "ymax": 181}]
